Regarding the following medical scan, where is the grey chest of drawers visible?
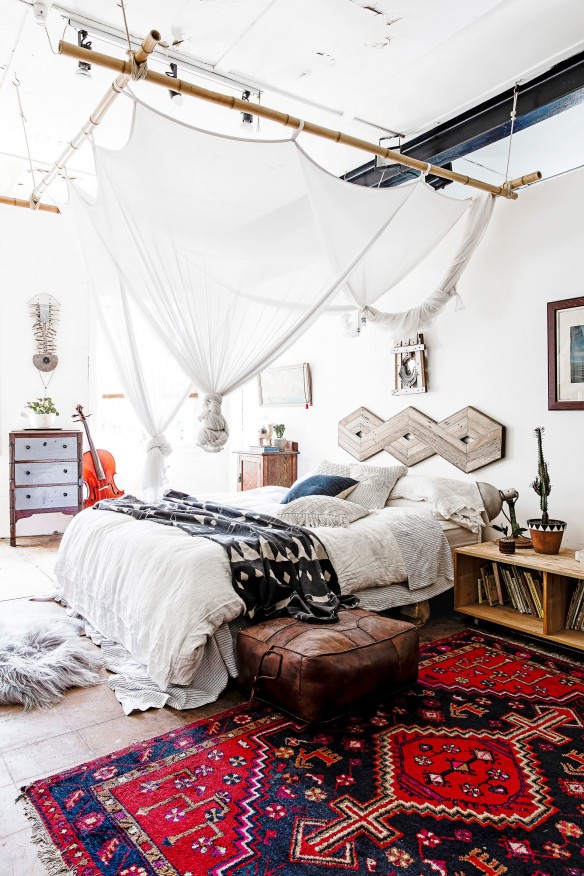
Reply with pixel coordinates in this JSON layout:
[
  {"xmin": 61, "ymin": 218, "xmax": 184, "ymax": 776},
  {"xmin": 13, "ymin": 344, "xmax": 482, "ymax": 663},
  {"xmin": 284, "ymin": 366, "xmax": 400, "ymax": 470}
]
[{"xmin": 9, "ymin": 430, "xmax": 83, "ymax": 546}]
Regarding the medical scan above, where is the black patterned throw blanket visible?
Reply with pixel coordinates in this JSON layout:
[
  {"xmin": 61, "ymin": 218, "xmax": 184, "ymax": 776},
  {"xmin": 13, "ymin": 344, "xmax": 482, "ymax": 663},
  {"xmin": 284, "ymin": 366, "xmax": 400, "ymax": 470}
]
[{"xmin": 94, "ymin": 491, "xmax": 358, "ymax": 624}]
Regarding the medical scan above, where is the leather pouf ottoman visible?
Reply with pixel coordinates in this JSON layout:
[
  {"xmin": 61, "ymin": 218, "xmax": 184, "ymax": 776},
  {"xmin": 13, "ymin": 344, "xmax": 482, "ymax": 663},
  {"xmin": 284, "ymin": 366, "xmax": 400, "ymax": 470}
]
[{"xmin": 237, "ymin": 608, "xmax": 419, "ymax": 723}]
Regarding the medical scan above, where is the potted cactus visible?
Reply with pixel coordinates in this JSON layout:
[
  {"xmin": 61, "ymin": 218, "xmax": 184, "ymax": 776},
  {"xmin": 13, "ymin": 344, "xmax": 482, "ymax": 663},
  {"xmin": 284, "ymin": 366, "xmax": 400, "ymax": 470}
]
[
  {"xmin": 527, "ymin": 426, "xmax": 566, "ymax": 554},
  {"xmin": 272, "ymin": 423, "xmax": 286, "ymax": 450}
]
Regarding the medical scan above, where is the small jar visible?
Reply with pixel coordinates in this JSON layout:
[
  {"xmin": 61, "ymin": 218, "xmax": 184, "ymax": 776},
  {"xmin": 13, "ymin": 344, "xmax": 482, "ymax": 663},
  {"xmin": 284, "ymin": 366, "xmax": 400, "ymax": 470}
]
[{"xmin": 498, "ymin": 537, "xmax": 516, "ymax": 555}]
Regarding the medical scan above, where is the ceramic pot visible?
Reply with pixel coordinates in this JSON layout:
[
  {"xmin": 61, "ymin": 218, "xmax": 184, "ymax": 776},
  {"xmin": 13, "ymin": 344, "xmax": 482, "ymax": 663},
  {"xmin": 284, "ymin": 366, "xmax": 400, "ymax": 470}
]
[
  {"xmin": 498, "ymin": 537, "xmax": 516, "ymax": 555},
  {"xmin": 527, "ymin": 519, "xmax": 566, "ymax": 555},
  {"xmin": 272, "ymin": 438, "xmax": 286, "ymax": 450},
  {"xmin": 28, "ymin": 412, "xmax": 56, "ymax": 429}
]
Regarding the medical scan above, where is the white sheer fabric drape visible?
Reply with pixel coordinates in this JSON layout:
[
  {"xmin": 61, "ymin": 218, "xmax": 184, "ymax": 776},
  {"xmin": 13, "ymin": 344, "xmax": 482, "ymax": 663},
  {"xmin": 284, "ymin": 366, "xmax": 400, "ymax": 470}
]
[
  {"xmin": 72, "ymin": 98, "xmax": 469, "ymax": 453},
  {"xmin": 68, "ymin": 199, "xmax": 191, "ymax": 499},
  {"xmin": 342, "ymin": 192, "xmax": 495, "ymax": 337}
]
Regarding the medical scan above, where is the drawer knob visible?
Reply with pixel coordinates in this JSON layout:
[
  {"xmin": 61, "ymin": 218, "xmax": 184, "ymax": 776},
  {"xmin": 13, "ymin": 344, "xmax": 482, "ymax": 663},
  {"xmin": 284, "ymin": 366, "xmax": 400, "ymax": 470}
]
[
  {"xmin": 63, "ymin": 492, "xmax": 68, "ymax": 497},
  {"xmin": 26, "ymin": 494, "xmax": 31, "ymax": 499},
  {"xmin": 43, "ymin": 442, "xmax": 47, "ymax": 446},
  {"xmin": 25, "ymin": 470, "xmax": 30, "ymax": 475},
  {"xmin": 26, "ymin": 445, "xmax": 30, "ymax": 450},
  {"xmin": 64, "ymin": 468, "xmax": 68, "ymax": 473},
  {"xmin": 63, "ymin": 444, "xmax": 67, "ymax": 449}
]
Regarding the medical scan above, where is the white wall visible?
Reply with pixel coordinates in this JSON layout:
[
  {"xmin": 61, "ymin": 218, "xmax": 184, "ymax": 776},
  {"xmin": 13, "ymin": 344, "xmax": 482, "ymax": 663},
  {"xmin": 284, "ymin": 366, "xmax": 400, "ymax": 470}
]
[
  {"xmin": 2, "ymin": 166, "xmax": 582, "ymax": 548},
  {"xmin": 230, "ymin": 166, "xmax": 584, "ymax": 549},
  {"xmin": 0, "ymin": 205, "xmax": 92, "ymax": 538}
]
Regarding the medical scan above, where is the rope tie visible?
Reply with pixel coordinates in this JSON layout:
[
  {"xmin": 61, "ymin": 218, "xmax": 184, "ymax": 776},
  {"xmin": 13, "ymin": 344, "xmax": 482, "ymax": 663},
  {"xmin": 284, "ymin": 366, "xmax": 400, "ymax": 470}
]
[
  {"xmin": 128, "ymin": 51, "xmax": 148, "ymax": 81},
  {"xmin": 197, "ymin": 393, "xmax": 229, "ymax": 453},
  {"xmin": 119, "ymin": 0, "xmax": 148, "ymax": 81}
]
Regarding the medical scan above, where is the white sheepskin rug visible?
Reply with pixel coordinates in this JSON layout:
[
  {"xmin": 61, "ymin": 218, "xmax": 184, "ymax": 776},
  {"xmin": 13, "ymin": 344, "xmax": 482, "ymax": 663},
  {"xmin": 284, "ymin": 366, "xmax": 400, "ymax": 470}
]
[{"xmin": 0, "ymin": 617, "xmax": 102, "ymax": 710}]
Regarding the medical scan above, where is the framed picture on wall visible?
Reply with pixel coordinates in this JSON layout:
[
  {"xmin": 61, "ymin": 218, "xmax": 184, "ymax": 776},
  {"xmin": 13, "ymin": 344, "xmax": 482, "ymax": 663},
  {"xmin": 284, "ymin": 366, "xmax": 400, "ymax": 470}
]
[
  {"xmin": 548, "ymin": 296, "xmax": 584, "ymax": 410},
  {"xmin": 258, "ymin": 363, "xmax": 312, "ymax": 406}
]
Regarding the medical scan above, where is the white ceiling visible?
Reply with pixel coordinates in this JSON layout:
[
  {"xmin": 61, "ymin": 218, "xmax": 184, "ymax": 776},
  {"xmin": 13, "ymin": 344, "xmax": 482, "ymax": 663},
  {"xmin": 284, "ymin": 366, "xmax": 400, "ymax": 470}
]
[{"xmin": 0, "ymin": 0, "xmax": 583, "ymax": 203}]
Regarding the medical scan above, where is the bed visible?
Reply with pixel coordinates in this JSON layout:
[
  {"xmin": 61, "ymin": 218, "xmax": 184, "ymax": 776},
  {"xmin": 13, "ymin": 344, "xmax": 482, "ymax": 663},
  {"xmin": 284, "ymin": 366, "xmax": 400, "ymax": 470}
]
[{"xmin": 54, "ymin": 476, "xmax": 500, "ymax": 713}]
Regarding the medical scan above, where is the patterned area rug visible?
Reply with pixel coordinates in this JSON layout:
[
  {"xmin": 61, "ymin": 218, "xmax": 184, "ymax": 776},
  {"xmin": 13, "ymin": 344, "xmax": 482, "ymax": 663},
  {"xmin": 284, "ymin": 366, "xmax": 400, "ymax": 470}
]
[{"xmin": 21, "ymin": 630, "xmax": 584, "ymax": 875}]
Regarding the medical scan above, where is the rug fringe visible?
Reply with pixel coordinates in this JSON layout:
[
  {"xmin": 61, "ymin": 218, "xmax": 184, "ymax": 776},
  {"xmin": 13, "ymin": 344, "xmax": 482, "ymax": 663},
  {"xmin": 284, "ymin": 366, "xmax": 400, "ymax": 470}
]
[{"xmin": 18, "ymin": 791, "xmax": 77, "ymax": 876}]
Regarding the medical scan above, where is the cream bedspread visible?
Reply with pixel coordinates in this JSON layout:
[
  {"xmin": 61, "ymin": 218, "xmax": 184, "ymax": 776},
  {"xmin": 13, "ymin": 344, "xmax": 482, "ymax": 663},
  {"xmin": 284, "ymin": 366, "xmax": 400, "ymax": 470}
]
[{"xmin": 55, "ymin": 486, "xmax": 448, "ymax": 690}]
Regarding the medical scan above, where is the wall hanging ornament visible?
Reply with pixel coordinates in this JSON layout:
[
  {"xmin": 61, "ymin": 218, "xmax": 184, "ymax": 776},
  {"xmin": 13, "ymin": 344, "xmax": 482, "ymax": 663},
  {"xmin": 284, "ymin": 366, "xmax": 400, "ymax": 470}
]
[
  {"xmin": 29, "ymin": 294, "xmax": 60, "ymax": 391},
  {"xmin": 338, "ymin": 405, "xmax": 504, "ymax": 473},
  {"xmin": 28, "ymin": 292, "xmax": 61, "ymax": 396},
  {"xmin": 392, "ymin": 334, "xmax": 427, "ymax": 396}
]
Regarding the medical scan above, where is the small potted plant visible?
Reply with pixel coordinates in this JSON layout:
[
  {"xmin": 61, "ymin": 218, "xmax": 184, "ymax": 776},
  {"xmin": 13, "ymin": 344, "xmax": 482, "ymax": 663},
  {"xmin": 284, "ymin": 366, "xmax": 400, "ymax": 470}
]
[
  {"xmin": 272, "ymin": 423, "xmax": 286, "ymax": 450},
  {"xmin": 492, "ymin": 488, "xmax": 531, "ymax": 551},
  {"xmin": 527, "ymin": 426, "xmax": 566, "ymax": 554},
  {"xmin": 491, "ymin": 522, "xmax": 516, "ymax": 554},
  {"xmin": 26, "ymin": 396, "xmax": 60, "ymax": 429}
]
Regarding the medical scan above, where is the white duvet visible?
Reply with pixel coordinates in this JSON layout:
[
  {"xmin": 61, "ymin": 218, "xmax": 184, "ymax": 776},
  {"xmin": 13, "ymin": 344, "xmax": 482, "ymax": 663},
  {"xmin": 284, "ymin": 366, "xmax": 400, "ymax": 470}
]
[{"xmin": 55, "ymin": 486, "xmax": 429, "ymax": 690}]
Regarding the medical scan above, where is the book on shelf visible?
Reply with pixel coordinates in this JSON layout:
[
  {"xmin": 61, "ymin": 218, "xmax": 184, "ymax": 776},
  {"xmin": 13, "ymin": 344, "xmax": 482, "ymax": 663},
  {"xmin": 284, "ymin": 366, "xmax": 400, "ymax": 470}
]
[
  {"xmin": 565, "ymin": 580, "xmax": 584, "ymax": 631},
  {"xmin": 476, "ymin": 560, "xmax": 543, "ymax": 618}
]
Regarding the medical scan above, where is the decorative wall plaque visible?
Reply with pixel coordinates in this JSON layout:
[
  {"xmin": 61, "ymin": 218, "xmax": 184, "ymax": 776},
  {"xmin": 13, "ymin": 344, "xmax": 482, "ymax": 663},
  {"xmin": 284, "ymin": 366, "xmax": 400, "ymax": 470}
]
[
  {"xmin": 393, "ymin": 333, "xmax": 427, "ymax": 395},
  {"xmin": 338, "ymin": 405, "xmax": 504, "ymax": 473}
]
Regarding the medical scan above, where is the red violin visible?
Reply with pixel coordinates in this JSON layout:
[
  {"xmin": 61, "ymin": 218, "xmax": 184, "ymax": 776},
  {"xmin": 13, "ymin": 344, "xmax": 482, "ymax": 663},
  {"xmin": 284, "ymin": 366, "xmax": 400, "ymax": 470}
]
[{"xmin": 73, "ymin": 404, "xmax": 124, "ymax": 508}]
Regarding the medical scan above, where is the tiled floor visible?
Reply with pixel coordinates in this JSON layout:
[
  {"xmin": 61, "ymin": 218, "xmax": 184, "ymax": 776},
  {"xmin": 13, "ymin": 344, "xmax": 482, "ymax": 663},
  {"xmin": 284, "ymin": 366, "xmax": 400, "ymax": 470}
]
[{"xmin": 0, "ymin": 535, "xmax": 466, "ymax": 874}]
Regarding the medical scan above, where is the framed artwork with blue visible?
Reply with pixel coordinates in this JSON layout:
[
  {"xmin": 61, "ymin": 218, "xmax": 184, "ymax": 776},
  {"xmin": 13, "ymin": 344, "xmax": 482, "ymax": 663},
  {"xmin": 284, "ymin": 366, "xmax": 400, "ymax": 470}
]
[{"xmin": 548, "ymin": 296, "xmax": 584, "ymax": 410}]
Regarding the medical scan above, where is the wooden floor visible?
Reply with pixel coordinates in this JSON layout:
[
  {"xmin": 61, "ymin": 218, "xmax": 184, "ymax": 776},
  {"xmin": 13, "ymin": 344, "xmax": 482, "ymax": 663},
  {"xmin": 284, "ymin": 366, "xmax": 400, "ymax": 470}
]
[{"xmin": 0, "ymin": 534, "xmax": 529, "ymax": 874}]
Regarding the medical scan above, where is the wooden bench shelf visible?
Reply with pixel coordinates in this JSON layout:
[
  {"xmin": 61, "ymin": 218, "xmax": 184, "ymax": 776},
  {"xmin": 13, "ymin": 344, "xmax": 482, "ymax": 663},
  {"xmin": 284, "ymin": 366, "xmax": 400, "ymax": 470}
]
[{"xmin": 454, "ymin": 541, "xmax": 584, "ymax": 654}]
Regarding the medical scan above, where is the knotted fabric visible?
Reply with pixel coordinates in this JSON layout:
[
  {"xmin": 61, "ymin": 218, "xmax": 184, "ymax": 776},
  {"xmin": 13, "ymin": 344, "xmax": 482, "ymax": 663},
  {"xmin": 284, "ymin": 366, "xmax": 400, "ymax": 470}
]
[
  {"xmin": 142, "ymin": 433, "xmax": 173, "ymax": 502},
  {"xmin": 197, "ymin": 393, "xmax": 229, "ymax": 453},
  {"xmin": 342, "ymin": 193, "xmax": 494, "ymax": 338}
]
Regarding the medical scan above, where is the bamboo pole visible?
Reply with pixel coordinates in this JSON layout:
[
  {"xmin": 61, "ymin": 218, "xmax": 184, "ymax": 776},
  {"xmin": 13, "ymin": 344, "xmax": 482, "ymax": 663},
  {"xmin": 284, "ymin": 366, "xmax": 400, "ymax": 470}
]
[
  {"xmin": 0, "ymin": 195, "xmax": 60, "ymax": 213},
  {"xmin": 29, "ymin": 30, "xmax": 160, "ymax": 210},
  {"xmin": 58, "ymin": 40, "xmax": 542, "ymax": 200}
]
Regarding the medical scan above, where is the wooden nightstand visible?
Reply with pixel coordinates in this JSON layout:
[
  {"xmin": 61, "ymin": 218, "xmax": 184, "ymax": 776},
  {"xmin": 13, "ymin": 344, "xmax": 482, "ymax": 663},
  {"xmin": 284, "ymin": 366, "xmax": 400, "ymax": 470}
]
[
  {"xmin": 9, "ymin": 430, "xmax": 83, "ymax": 546},
  {"xmin": 454, "ymin": 541, "xmax": 584, "ymax": 653},
  {"xmin": 235, "ymin": 451, "xmax": 299, "ymax": 491}
]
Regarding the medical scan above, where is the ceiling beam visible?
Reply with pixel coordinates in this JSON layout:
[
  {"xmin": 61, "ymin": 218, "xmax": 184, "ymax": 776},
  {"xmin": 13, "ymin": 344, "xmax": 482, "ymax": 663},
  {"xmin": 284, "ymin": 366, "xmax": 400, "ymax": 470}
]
[
  {"xmin": 342, "ymin": 49, "xmax": 584, "ymax": 188},
  {"xmin": 53, "ymin": 40, "xmax": 544, "ymax": 200}
]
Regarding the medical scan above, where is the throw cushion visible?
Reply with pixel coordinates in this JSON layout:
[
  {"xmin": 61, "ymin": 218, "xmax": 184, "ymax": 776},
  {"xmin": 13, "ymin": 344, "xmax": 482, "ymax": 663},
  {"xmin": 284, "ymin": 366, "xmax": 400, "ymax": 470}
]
[
  {"xmin": 315, "ymin": 459, "xmax": 352, "ymax": 478},
  {"xmin": 281, "ymin": 474, "xmax": 358, "ymax": 505},
  {"xmin": 349, "ymin": 463, "xmax": 407, "ymax": 510},
  {"xmin": 391, "ymin": 474, "xmax": 486, "ymax": 532},
  {"xmin": 278, "ymin": 496, "xmax": 369, "ymax": 528}
]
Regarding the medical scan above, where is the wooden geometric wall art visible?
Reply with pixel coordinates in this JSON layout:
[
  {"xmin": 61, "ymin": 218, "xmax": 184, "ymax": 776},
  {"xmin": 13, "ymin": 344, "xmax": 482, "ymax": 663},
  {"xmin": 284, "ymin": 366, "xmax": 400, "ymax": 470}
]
[
  {"xmin": 338, "ymin": 406, "xmax": 504, "ymax": 473},
  {"xmin": 393, "ymin": 333, "xmax": 427, "ymax": 395}
]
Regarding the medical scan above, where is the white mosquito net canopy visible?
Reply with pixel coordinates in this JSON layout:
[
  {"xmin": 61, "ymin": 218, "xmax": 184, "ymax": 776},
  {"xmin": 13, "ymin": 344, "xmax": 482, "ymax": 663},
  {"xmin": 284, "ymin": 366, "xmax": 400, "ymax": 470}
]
[{"xmin": 71, "ymin": 98, "xmax": 478, "ymax": 495}]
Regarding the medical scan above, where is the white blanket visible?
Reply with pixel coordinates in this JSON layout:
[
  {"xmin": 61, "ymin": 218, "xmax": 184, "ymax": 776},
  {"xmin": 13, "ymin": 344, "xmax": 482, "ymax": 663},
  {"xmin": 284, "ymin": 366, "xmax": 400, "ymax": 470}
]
[{"xmin": 55, "ymin": 486, "xmax": 448, "ymax": 692}]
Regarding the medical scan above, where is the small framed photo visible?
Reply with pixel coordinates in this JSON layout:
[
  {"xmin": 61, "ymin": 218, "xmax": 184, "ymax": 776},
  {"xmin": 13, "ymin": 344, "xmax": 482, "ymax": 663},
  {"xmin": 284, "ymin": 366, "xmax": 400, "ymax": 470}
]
[
  {"xmin": 258, "ymin": 363, "xmax": 312, "ymax": 407},
  {"xmin": 548, "ymin": 296, "xmax": 584, "ymax": 410}
]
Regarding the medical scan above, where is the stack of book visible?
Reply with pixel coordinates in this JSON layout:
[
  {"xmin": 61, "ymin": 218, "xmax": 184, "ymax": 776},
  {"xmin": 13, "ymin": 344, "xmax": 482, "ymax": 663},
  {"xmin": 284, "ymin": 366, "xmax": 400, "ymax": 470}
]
[
  {"xmin": 477, "ymin": 561, "xmax": 544, "ymax": 618},
  {"xmin": 565, "ymin": 580, "xmax": 584, "ymax": 630},
  {"xmin": 247, "ymin": 446, "xmax": 282, "ymax": 453}
]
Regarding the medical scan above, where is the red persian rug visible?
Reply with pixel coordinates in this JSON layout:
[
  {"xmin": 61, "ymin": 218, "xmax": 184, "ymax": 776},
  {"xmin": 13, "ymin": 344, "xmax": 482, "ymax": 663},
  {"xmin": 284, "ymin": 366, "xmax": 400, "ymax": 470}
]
[{"xmin": 21, "ymin": 630, "xmax": 584, "ymax": 876}]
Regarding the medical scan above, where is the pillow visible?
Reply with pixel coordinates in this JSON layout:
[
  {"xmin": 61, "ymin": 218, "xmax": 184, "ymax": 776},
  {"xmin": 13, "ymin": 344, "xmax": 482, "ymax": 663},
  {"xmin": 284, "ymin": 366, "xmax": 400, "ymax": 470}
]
[
  {"xmin": 391, "ymin": 474, "xmax": 486, "ymax": 532},
  {"xmin": 281, "ymin": 474, "xmax": 358, "ymax": 504},
  {"xmin": 315, "ymin": 459, "xmax": 352, "ymax": 478},
  {"xmin": 348, "ymin": 463, "xmax": 407, "ymax": 510},
  {"xmin": 385, "ymin": 497, "xmax": 434, "ymax": 514},
  {"xmin": 277, "ymin": 496, "xmax": 369, "ymax": 528}
]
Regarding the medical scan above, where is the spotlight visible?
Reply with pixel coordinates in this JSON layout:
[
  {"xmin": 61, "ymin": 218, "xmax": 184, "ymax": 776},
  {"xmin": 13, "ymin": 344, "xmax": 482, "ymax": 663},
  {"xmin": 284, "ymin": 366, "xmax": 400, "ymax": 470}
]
[
  {"xmin": 32, "ymin": 0, "xmax": 53, "ymax": 26},
  {"xmin": 76, "ymin": 30, "xmax": 92, "ymax": 78},
  {"xmin": 165, "ymin": 63, "xmax": 184, "ymax": 107},
  {"xmin": 240, "ymin": 90, "xmax": 253, "ymax": 129}
]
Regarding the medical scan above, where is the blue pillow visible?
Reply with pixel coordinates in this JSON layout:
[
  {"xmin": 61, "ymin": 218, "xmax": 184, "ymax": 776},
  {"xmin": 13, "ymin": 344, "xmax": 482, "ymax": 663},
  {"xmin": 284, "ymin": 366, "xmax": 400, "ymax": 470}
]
[{"xmin": 281, "ymin": 474, "xmax": 358, "ymax": 505}]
